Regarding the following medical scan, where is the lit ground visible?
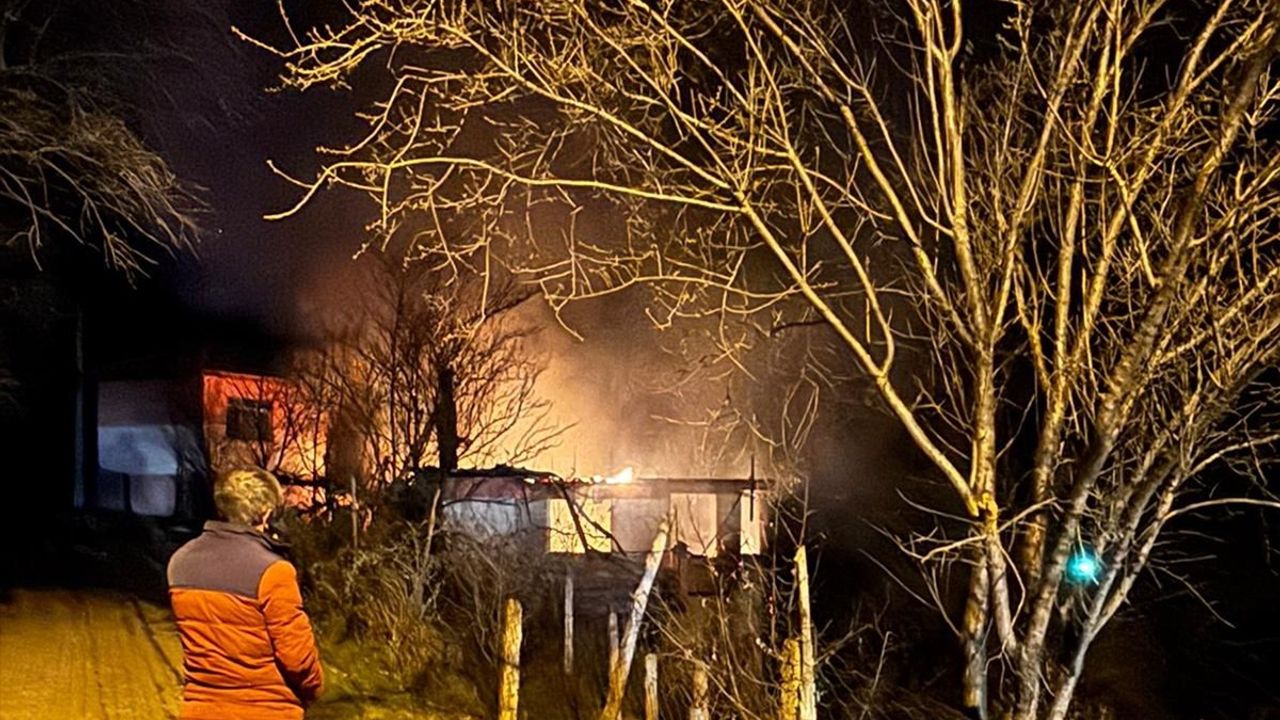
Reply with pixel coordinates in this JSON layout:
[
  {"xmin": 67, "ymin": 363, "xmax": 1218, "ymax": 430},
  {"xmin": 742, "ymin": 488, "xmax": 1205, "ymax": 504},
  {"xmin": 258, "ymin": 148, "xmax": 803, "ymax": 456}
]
[
  {"xmin": 0, "ymin": 589, "xmax": 182, "ymax": 720},
  {"xmin": 0, "ymin": 589, "xmax": 459, "ymax": 720}
]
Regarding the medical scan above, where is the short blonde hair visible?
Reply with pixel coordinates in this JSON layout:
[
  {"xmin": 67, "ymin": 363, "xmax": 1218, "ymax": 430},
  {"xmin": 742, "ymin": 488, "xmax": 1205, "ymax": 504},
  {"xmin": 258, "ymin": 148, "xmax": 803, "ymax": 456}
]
[{"xmin": 213, "ymin": 467, "xmax": 283, "ymax": 526}]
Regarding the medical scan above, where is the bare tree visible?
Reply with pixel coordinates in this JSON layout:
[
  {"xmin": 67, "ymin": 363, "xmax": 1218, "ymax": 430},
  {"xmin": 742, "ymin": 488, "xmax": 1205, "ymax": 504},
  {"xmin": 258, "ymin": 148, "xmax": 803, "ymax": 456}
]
[
  {"xmin": 252, "ymin": 1, "xmax": 1280, "ymax": 717},
  {"xmin": 0, "ymin": 0, "xmax": 203, "ymax": 277},
  {"xmin": 296, "ymin": 254, "xmax": 563, "ymax": 493}
]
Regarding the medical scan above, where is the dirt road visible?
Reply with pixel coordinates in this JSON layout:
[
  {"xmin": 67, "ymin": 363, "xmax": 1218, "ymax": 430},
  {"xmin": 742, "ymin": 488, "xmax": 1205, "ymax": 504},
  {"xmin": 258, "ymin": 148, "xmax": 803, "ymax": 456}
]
[
  {"xmin": 0, "ymin": 589, "xmax": 183, "ymax": 719},
  {"xmin": 0, "ymin": 589, "xmax": 471, "ymax": 720}
]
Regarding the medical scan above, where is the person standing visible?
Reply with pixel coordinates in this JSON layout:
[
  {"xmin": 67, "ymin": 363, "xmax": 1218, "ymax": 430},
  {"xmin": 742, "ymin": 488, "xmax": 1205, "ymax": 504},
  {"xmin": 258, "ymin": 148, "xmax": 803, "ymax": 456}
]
[{"xmin": 167, "ymin": 467, "xmax": 324, "ymax": 719}]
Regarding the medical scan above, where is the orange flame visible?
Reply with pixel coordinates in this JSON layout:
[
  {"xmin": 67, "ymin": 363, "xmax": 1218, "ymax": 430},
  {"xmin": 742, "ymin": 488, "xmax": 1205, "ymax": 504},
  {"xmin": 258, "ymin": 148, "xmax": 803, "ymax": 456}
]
[{"xmin": 603, "ymin": 466, "xmax": 634, "ymax": 484}]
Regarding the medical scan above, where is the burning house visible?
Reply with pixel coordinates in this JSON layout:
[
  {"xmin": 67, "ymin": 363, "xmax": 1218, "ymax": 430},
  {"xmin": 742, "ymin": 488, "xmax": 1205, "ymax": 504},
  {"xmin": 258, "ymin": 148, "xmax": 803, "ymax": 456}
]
[
  {"xmin": 441, "ymin": 467, "xmax": 767, "ymax": 558},
  {"xmin": 90, "ymin": 364, "xmax": 772, "ymax": 584},
  {"xmin": 437, "ymin": 465, "xmax": 770, "ymax": 600}
]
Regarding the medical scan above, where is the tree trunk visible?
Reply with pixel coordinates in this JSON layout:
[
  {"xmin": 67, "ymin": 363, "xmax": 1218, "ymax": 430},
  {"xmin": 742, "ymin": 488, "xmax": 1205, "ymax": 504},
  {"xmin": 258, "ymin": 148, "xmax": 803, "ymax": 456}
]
[
  {"xmin": 349, "ymin": 473, "xmax": 360, "ymax": 549},
  {"xmin": 962, "ymin": 550, "xmax": 990, "ymax": 720},
  {"xmin": 435, "ymin": 363, "xmax": 459, "ymax": 472},
  {"xmin": 608, "ymin": 611, "xmax": 620, "ymax": 678},
  {"xmin": 413, "ymin": 487, "xmax": 440, "ymax": 615}
]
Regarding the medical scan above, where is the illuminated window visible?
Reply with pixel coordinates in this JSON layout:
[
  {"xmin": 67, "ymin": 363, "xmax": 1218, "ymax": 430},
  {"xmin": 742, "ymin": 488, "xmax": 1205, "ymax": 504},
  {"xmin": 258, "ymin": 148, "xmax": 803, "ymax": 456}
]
[
  {"xmin": 226, "ymin": 398, "xmax": 272, "ymax": 441},
  {"xmin": 548, "ymin": 497, "xmax": 613, "ymax": 553},
  {"xmin": 671, "ymin": 493, "xmax": 718, "ymax": 557}
]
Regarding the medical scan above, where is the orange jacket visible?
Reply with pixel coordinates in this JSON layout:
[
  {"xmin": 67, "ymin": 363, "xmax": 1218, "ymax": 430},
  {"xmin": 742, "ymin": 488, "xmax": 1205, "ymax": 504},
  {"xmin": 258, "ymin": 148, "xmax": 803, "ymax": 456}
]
[{"xmin": 168, "ymin": 521, "xmax": 324, "ymax": 719}]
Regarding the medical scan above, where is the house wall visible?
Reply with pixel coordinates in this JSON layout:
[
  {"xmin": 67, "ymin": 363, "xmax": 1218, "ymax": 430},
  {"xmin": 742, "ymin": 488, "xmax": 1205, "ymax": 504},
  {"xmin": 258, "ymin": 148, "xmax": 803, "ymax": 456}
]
[
  {"xmin": 201, "ymin": 371, "xmax": 327, "ymax": 482},
  {"xmin": 612, "ymin": 497, "xmax": 668, "ymax": 553},
  {"xmin": 95, "ymin": 379, "xmax": 203, "ymax": 517},
  {"xmin": 91, "ymin": 371, "xmax": 336, "ymax": 517},
  {"xmin": 529, "ymin": 482, "xmax": 767, "ymax": 557},
  {"xmin": 437, "ymin": 477, "xmax": 769, "ymax": 556},
  {"xmin": 442, "ymin": 499, "xmax": 527, "ymax": 536},
  {"xmin": 671, "ymin": 492, "xmax": 719, "ymax": 557},
  {"xmin": 739, "ymin": 489, "xmax": 765, "ymax": 555}
]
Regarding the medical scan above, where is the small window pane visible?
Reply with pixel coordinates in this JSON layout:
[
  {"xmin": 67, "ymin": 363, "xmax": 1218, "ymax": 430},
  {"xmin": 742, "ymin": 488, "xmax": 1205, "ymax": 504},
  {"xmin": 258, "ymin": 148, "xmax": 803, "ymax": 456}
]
[{"xmin": 226, "ymin": 398, "xmax": 272, "ymax": 441}]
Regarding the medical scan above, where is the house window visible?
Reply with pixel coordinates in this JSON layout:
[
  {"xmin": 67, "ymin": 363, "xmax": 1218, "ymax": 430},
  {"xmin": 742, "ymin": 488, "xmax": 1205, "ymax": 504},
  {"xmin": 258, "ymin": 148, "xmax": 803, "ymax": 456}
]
[
  {"xmin": 671, "ymin": 493, "xmax": 719, "ymax": 557},
  {"xmin": 226, "ymin": 398, "xmax": 273, "ymax": 441},
  {"xmin": 548, "ymin": 497, "xmax": 613, "ymax": 554}
]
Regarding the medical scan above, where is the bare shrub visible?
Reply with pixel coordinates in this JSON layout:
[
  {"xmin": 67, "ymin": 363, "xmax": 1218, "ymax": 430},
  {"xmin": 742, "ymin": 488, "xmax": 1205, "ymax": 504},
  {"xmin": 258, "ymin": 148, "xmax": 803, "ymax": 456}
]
[
  {"xmin": 429, "ymin": 530, "xmax": 559, "ymax": 714},
  {"xmin": 287, "ymin": 504, "xmax": 563, "ymax": 714},
  {"xmin": 652, "ymin": 565, "xmax": 778, "ymax": 720},
  {"xmin": 289, "ymin": 513, "xmax": 441, "ymax": 689}
]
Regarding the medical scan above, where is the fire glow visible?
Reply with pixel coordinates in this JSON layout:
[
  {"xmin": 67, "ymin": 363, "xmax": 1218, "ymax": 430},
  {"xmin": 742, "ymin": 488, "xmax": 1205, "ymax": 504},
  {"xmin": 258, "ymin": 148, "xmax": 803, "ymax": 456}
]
[{"xmin": 582, "ymin": 466, "xmax": 635, "ymax": 485}]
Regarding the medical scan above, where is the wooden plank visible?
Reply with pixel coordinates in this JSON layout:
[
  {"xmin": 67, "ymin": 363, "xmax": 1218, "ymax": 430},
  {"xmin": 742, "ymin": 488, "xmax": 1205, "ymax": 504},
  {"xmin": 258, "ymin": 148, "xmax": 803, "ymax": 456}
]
[
  {"xmin": 600, "ymin": 520, "xmax": 670, "ymax": 720},
  {"xmin": 564, "ymin": 571, "xmax": 575, "ymax": 675},
  {"xmin": 608, "ymin": 610, "xmax": 620, "ymax": 677},
  {"xmin": 498, "ymin": 597, "xmax": 523, "ymax": 720},
  {"xmin": 795, "ymin": 546, "xmax": 816, "ymax": 720}
]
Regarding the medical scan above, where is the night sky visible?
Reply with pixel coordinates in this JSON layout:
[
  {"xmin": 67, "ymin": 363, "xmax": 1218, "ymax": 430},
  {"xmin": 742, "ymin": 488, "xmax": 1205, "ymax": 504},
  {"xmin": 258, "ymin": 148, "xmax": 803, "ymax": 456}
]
[{"xmin": 141, "ymin": 1, "xmax": 369, "ymax": 332}]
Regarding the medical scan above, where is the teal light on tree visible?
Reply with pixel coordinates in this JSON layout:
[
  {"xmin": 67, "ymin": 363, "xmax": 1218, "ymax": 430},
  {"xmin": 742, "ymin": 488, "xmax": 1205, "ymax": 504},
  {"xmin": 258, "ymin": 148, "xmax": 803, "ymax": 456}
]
[{"xmin": 1066, "ymin": 549, "xmax": 1102, "ymax": 584}]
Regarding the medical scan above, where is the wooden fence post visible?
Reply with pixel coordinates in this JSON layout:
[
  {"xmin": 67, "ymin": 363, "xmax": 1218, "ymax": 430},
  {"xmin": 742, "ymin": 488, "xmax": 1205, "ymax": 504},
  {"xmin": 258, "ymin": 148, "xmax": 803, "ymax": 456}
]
[
  {"xmin": 644, "ymin": 653, "xmax": 659, "ymax": 720},
  {"xmin": 608, "ymin": 610, "xmax": 620, "ymax": 676},
  {"xmin": 779, "ymin": 637, "xmax": 800, "ymax": 720},
  {"xmin": 795, "ymin": 546, "xmax": 816, "ymax": 720},
  {"xmin": 564, "ymin": 570, "xmax": 575, "ymax": 675},
  {"xmin": 499, "ymin": 596, "xmax": 523, "ymax": 720},
  {"xmin": 689, "ymin": 664, "xmax": 708, "ymax": 720}
]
